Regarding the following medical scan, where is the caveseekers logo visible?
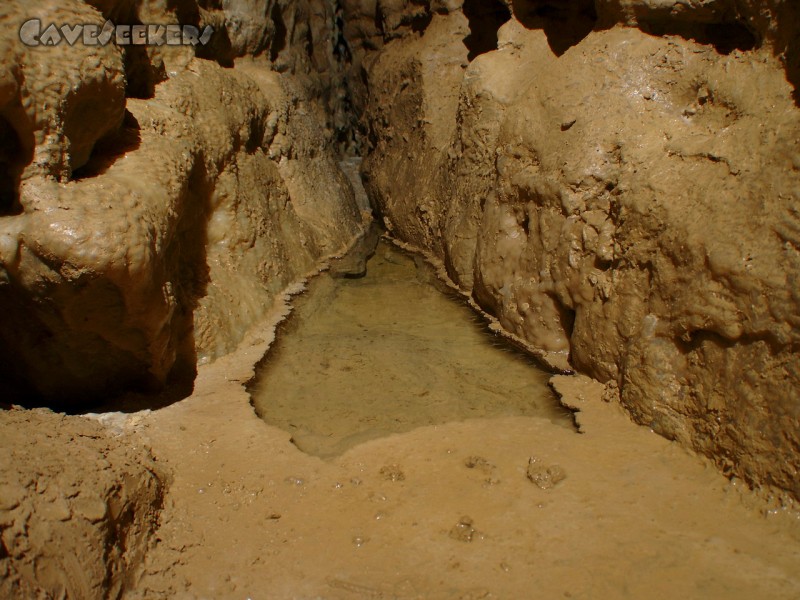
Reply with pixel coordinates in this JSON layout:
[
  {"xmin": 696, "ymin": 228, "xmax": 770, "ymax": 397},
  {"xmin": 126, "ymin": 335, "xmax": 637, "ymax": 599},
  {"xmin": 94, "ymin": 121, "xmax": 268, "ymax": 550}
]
[{"xmin": 19, "ymin": 19, "xmax": 215, "ymax": 47}]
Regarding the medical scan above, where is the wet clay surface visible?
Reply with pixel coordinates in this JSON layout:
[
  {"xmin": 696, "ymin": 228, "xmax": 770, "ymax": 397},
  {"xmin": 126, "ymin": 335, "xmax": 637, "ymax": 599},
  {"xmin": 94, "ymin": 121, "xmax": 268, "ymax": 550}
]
[
  {"xmin": 125, "ymin": 264, "xmax": 800, "ymax": 599},
  {"xmin": 250, "ymin": 240, "xmax": 573, "ymax": 458}
]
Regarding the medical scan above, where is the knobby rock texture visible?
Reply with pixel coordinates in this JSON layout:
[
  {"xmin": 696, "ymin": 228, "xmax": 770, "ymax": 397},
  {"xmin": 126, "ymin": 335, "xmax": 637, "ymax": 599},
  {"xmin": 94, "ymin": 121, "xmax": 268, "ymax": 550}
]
[
  {"xmin": 343, "ymin": 0, "xmax": 800, "ymax": 499},
  {"xmin": 0, "ymin": 0, "xmax": 366, "ymax": 597},
  {"xmin": 0, "ymin": 0, "xmax": 366, "ymax": 408}
]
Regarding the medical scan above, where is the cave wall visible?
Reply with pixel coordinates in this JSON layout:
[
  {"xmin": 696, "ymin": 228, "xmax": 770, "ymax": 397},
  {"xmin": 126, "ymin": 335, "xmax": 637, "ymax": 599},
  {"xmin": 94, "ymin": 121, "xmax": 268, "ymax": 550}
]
[
  {"xmin": 344, "ymin": 0, "xmax": 800, "ymax": 499},
  {"xmin": 0, "ymin": 0, "xmax": 367, "ymax": 595},
  {"xmin": 0, "ymin": 0, "xmax": 367, "ymax": 408}
]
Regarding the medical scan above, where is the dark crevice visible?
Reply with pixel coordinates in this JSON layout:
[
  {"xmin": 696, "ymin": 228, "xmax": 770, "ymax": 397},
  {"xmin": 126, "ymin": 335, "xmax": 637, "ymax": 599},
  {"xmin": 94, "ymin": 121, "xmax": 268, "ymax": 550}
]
[
  {"xmin": 305, "ymin": 25, "xmax": 315, "ymax": 61},
  {"xmin": 374, "ymin": 2, "xmax": 385, "ymax": 38},
  {"xmin": 165, "ymin": 0, "xmax": 232, "ymax": 69},
  {"xmin": 195, "ymin": 22, "xmax": 235, "ymax": 68},
  {"xmin": 0, "ymin": 277, "xmax": 163, "ymax": 412},
  {"xmin": 167, "ymin": 0, "xmax": 202, "ymax": 26},
  {"xmin": 639, "ymin": 19, "xmax": 758, "ymax": 55},
  {"xmin": 706, "ymin": 21, "xmax": 758, "ymax": 53},
  {"xmin": 332, "ymin": 0, "xmax": 360, "ymax": 152},
  {"xmin": 157, "ymin": 158, "xmax": 213, "ymax": 406},
  {"xmin": 593, "ymin": 255, "xmax": 612, "ymax": 272},
  {"xmin": 674, "ymin": 327, "xmax": 786, "ymax": 358},
  {"xmin": 788, "ymin": 31, "xmax": 800, "ymax": 106},
  {"xmin": 675, "ymin": 328, "xmax": 737, "ymax": 353},
  {"xmin": 521, "ymin": 213, "xmax": 530, "ymax": 236},
  {"xmin": 557, "ymin": 300, "xmax": 576, "ymax": 342},
  {"xmin": 512, "ymin": 0, "xmax": 597, "ymax": 56},
  {"xmin": 82, "ymin": 6, "xmax": 161, "ymax": 99},
  {"xmin": 411, "ymin": 11, "xmax": 433, "ymax": 34},
  {"xmin": 72, "ymin": 111, "xmax": 141, "ymax": 181},
  {"xmin": 0, "ymin": 116, "xmax": 25, "ymax": 216},
  {"xmin": 244, "ymin": 117, "xmax": 266, "ymax": 154},
  {"xmin": 462, "ymin": 0, "xmax": 512, "ymax": 61},
  {"xmin": 333, "ymin": 11, "xmax": 351, "ymax": 62},
  {"xmin": 270, "ymin": 2, "xmax": 288, "ymax": 62},
  {"xmin": 123, "ymin": 45, "xmax": 166, "ymax": 99}
]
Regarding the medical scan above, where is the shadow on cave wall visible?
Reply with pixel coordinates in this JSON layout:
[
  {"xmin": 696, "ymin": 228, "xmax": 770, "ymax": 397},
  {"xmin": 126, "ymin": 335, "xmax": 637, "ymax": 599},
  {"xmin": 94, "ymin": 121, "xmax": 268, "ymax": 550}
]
[
  {"xmin": 94, "ymin": 157, "xmax": 215, "ymax": 414},
  {"xmin": 509, "ymin": 0, "xmax": 798, "ymax": 106},
  {"xmin": 773, "ymin": 2, "xmax": 800, "ymax": 106},
  {"xmin": 72, "ymin": 110, "xmax": 142, "ymax": 181},
  {"xmin": 510, "ymin": 0, "xmax": 764, "ymax": 62},
  {"xmin": 0, "ymin": 115, "xmax": 30, "ymax": 217},
  {"xmin": 269, "ymin": 1, "xmax": 288, "ymax": 62},
  {"xmin": 512, "ymin": 0, "xmax": 598, "ymax": 56},
  {"xmin": 462, "ymin": 0, "xmax": 512, "ymax": 61},
  {"xmin": 629, "ymin": 3, "xmax": 758, "ymax": 56},
  {"xmin": 99, "ymin": 158, "xmax": 216, "ymax": 415}
]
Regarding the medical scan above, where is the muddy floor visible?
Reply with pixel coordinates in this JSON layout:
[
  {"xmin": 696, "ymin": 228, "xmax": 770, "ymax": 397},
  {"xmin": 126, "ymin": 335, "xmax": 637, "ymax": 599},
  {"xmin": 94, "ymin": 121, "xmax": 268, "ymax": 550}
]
[{"xmin": 116, "ymin": 238, "xmax": 800, "ymax": 599}]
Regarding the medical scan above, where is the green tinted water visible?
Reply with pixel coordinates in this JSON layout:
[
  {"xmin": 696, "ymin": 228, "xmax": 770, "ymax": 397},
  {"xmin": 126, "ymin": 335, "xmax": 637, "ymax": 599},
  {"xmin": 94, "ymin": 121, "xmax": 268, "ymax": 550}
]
[{"xmin": 250, "ymin": 241, "xmax": 573, "ymax": 458}]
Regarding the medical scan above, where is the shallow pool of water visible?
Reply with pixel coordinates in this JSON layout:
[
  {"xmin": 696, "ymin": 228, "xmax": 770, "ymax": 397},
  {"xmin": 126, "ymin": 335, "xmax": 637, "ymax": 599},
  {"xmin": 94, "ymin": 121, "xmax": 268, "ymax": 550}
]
[{"xmin": 249, "ymin": 240, "xmax": 574, "ymax": 458}]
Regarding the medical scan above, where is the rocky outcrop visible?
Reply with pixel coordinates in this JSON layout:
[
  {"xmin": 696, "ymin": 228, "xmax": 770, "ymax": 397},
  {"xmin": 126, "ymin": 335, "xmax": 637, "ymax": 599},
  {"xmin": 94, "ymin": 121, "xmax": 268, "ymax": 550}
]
[
  {"xmin": 346, "ymin": 0, "xmax": 800, "ymax": 498},
  {"xmin": 0, "ymin": 409, "xmax": 165, "ymax": 599},
  {"xmin": 0, "ymin": 0, "xmax": 366, "ymax": 407},
  {"xmin": 0, "ymin": 2, "xmax": 369, "ymax": 597}
]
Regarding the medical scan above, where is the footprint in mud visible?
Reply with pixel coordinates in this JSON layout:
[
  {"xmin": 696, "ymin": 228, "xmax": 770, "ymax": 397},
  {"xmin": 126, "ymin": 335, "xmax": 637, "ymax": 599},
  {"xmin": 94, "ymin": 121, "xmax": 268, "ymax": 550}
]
[
  {"xmin": 379, "ymin": 464, "xmax": 406, "ymax": 482},
  {"xmin": 464, "ymin": 455, "xmax": 500, "ymax": 487},
  {"xmin": 449, "ymin": 515, "xmax": 479, "ymax": 543}
]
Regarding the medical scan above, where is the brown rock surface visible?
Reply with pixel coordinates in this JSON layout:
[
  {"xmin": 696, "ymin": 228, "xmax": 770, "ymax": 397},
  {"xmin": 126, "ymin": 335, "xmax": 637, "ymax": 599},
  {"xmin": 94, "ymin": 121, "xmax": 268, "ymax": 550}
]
[
  {"xmin": 0, "ymin": 1, "xmax": 126, "ymax": 185},
  {"xmin": 0, "ymin": 0, "xmax": 366, "ymax": 595},
  {"xmin": 0, "ymin": 0, "xmax": 366, "ymax": 407},
  {"xmin": 348, "ymin": 1, "xmax": 800, "ymax": 497},
  {"xmin": 1, "ymin": 0, "xmax": 800, "ymax": 596},
  {"xmin": 0, "ymin": 409, "xmax": 165, "ymax": 599}
]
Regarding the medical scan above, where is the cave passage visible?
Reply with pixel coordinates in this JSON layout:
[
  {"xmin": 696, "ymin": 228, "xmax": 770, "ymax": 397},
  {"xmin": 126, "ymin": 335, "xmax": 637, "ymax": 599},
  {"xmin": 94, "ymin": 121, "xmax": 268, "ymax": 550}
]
[{"xmin": 249, "ymin": 240, "xmax": 574, "ymax": 459}]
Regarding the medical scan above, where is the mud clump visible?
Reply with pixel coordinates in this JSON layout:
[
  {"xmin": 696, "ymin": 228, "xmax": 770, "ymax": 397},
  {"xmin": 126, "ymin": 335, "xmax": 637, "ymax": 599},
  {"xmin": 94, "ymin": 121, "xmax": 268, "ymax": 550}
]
[
  {"xmin": 0, "ymin": 409, "xmax": 166, "ymax": 599},
  {"xmin": 526, "ymin": 457, "xmax": 567, "ymax": 490}
]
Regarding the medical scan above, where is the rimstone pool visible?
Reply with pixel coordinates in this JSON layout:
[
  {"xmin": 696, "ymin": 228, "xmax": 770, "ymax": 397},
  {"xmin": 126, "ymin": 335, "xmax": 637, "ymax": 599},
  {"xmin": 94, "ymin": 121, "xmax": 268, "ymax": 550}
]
[{"xmin": 249, "ymin": 239, "xmax": 575, "ymax": 459}]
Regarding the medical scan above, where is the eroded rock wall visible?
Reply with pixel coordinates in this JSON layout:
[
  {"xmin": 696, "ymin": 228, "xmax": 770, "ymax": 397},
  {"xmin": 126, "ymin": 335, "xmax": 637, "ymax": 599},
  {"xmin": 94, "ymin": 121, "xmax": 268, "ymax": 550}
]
[
  {"xmin": 0, "ymin": 0, "xmax": 366, "ymax": 407},
  {"xmin": 346, "ymin": 0, "xmax": 800, "ymax": 498},
  {"xmin": 0, "ymin": 0, "xmax": 366, "ymax": 595},
  {"xmin": 0, "ymin": 409, "xmax": 165, "ymax": 599}
]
